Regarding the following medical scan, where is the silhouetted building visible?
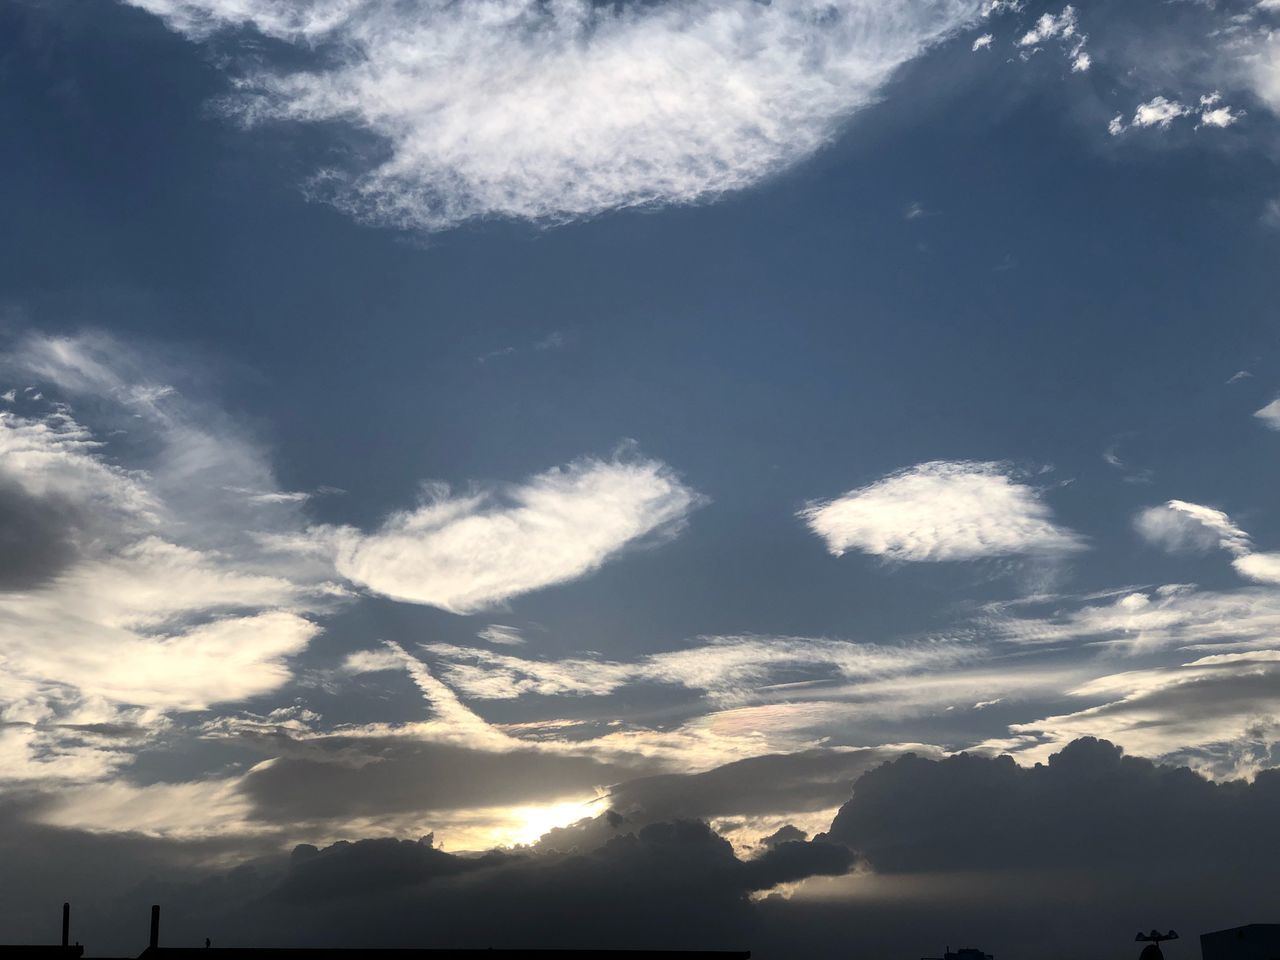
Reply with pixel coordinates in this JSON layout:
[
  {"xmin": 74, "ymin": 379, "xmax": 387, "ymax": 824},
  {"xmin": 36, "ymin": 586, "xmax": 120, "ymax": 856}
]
[
  {"xmin": 130, "ymin": 906, "xmax": 749, "ymax": 960},
  {"xmin": 0, "ymin": 904, "xmax": 84, "ymax": 960},
  {"xmin": 921, "ymin": 948, "xmax": 992, "ymax": 960},
  {"xmin": 1200, "ymin": 925, "xmax": 1280, "ymax": 960},
  {"xmin": 6, "ymin": 903, "xmax": 749, "ymax": 960}
]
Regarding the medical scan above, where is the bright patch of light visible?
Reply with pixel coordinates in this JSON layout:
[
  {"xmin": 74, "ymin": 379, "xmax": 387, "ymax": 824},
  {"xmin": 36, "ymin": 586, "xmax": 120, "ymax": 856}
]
[{"xmin": 505, "ymin": 795, "xmax": 609, "ymax": 847}]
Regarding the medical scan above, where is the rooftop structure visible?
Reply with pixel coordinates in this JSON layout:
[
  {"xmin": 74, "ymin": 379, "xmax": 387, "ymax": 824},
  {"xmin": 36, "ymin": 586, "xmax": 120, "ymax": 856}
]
[
  {"xmin": 6, "ymin": 906, "xmax": 749, "ymax": 960},
  {"xmin": 1200, "ymin": 925, "xmax": 1280, "ymax": 960}
]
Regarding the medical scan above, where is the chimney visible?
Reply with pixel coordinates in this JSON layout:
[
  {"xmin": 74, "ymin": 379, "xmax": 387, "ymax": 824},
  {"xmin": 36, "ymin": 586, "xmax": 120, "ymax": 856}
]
[
  {"xmin": 62, "ymin": 903, "xmax": 70, "ymax": 948},
  {"xmin": 149, "ymin": 905, "xmax": 160, "ymax": 951}
]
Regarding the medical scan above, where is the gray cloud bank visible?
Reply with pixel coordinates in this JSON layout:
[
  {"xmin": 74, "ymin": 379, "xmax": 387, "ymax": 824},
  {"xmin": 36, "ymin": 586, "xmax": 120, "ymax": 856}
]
[{"xmin": 7, "ymin": 739, "xmax": 1280, "ymax": 959}]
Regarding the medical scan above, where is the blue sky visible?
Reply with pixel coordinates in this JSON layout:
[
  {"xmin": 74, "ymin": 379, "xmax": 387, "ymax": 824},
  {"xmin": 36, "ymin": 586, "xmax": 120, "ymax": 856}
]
[{"xmin": 4, "ymin": 0, "xmax": 1280, "ymax": 954}]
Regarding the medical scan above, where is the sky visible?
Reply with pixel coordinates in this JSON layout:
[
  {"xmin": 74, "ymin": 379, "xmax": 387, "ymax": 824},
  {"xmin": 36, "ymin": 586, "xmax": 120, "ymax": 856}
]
[{"xmin": 2, "ymin": 0, "xmax": 1280, "ymax": 956}]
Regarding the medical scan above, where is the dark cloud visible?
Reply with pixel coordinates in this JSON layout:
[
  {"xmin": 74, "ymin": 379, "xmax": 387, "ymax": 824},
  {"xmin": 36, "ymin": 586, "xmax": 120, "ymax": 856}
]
[
  {"xmin": 606, "ymin": 747, "xmax": 906, "ymax": 822},
  {"xmin": 271, "ymin": 837, "xmax": 513, "ymax": 904},
  {"xmin": 0, "ymin": 796, "xmax": 255, "ymax": 955},
  {"xmin": 824, "ymin": 737, "xmax": 1280, "ymax": 874},
  {"xmin": 44, "ymin": 819, "xmax": 847, "ymax": 954},
  {"xmin": 0, "ymin": 476, "xmax": 82, "ymax": 590},
  {"xmin": 7, "ymin": 740, "xmax": 1280, "ymax": 960},
  {"xmin": 240, "ymin": 737, "xmax": 646, "ymax": 828},
  {"xmin": 758, "ymin": 824, "xmax": 807, "ymax": 848}
]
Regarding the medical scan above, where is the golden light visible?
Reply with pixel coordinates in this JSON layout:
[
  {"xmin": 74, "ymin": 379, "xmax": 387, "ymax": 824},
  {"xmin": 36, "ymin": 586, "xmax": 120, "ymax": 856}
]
[{"xmin": 503, "ymin": 794, "xmax": 609, "ymax": 847}]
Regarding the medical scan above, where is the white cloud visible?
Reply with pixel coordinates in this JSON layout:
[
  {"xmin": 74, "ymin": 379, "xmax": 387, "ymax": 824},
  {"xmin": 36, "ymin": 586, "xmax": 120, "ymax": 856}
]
[
  {"xmin": 0, "ymin": 333, "xmax": 343, "ymax": 781},
  {"xmin": 124, "ymin": 0, "xmax": 987, "ymax": 231},
  {"xmin": 972, "ymin": 33, "xmax": 994, "ymax": 51},
  {"xmin": 1017, "ymin": 6, "xmax": 1077, "ymax": 46},
  {"xmin": 1114, "ymin": 91, "xmax": 1237, "ymax": 135},
  {"xmin": 1254, "ymin": 398, "xmax": 1280, "ymax": 430},
  {"xmin": 35, "ymin": 776, "xmax": 266, "ymax": 839},
  {"xmin": 1131, "ymin": 96, "xmax": 1192, "ymax": 128},
  {"xmin": 1199, "ymin": 106, "xmax": 1242, "ymax": 128},
  {"xmin": 799, "ymin": 460, "xmax": 1085, "ymax": 562},
  {"xmin": 1134, "ymin": 499, "xmax": 1251, "ymax": 556},
  {"xmin": 1233, "ymin": 552, "xmax": 1280, "ymax": 585},
  {"xmin": 1134, "ymin": 500, "xmax": 1280, "ymax": 587},
  {"xmin": 477, "ymin": 624, "xmax": 526, "ymax": 646},
  {"xmin": 1012, "ymin": 5, "xmax": 1089, "ymax": 71},
  {"xmin": 422, "ymin": 634, "xmax": 969, "ymax": 705},
  {"xmin": 333, "ymin": 455, "xmax": 703, "ymax": 614},
  {"xmin": 1244, "ymin": 30, "xmax": 1280, "ymax": 115},
  {"xmin": 997, "ymin": 649, "xmax": 1280, "ymax": 778},
  {"xmin": 983, "ymin": 583, "xmax": 1280, "ymax": 654}
]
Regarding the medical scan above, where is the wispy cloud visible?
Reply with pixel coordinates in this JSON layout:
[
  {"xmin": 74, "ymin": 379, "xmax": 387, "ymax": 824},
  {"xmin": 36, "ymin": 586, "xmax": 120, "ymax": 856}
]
[
  {"xmin": 800, "ymin": 460, "xmax": 1085, "ymax": 562},
  {"xmin": 478, "ymin": 624, "xmax": 526, "ymax": 646},
  {"xmin": 1015, "ymin": 5, "xmax": 1089, "ymax": 71},
  {"xmin": 123, "ymin": 0, "xmax": 986, "ymax": 231},
  {"xmin": 1254, "ymin": 397, "xmax": 1280, "ymax": 430},
  {"xmin": 1135, "ymin": 499, "xmax": 1280, "ymax": 585},
  {"xmin": 415, "ymin": 634, "xmax": 971, "ymax": 705},
  {"xmin": 331, "ymin": 453, "xmax": 702, "ymax": 614},
  {"xmin": 0, "ymin": 333, "xmax": 343, "ymax": 783},
  {"xmin": 998, "ymin": 649, "xmax": 1280, "ymax": 777},
  {"xmin": 983, "ymin": 583, "xmax": 1280, "ymax": 654},
  {"xmin": 1134, "ymin": 500, "xmax": 1251, "ymax": 556}
]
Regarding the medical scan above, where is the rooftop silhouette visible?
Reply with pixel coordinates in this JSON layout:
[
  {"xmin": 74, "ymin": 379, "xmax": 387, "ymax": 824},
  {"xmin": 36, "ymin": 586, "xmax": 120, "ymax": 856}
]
[{"xmin": 2, "ymin": 906, "xmax": 750, "ymax": 960}]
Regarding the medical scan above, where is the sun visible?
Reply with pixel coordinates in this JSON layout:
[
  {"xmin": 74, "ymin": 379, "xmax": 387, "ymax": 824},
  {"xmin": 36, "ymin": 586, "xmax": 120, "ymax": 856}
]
[{"xmin": 504, "ymin": 795, "xmax": 609, "ymax": 847}]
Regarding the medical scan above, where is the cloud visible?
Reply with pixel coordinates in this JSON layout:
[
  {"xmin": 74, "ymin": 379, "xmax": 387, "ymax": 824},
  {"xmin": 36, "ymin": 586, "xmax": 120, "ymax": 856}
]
[
  {"xmin": 1131, "ymin": 95, "xmax": 1192, "ymax": 128},
  {"xmin": 998, "ymin": 653, "xmax": 1280, "ymax": 776},
  {"xmin": 477, "ymin": 624, "xmax": 525, "ymax": 646},
  {"xmin": 1111, "ymin": 91, "xmax": 1242, "ymax": 136},
  {"xmin": 1233, "ymin": 552, "xmax": 1280, "ymax": 585},
  {"xmin": 1014, "ymin": 5, "xmax": 1088, "ymax": 70},
  {"xmin": 333, "ymin": 454, "xmax": 703, "ymax": 614},
  {"xmin": 799, "ymin": 461, "xmax": 1085, "ymax": 562},
  {"xmin": 971, "ymin": 33, "xmax": 993, "ymax": 51},
  {"xmin": 421, "ymin": 634, "xmax": 971, "ymax": 705},
  {"xmin": 984, "ymin": 583, "xmax": 1280, "ymax": 654},
  {"xmin": 1255, "ymin": 398, "xmax": 1280, "ymax": 430},
  {"xmin": 123, "ymin": 0, "xmax": 987, "ymax": 231},
  {"xmin": 1134, "ymin": 499, "xmax": 1251, "ymax": 555},
  {"xmin": 0, "ymin": 332, "xmax": 342, "ymax": 782},
  {"xmin": 1017, "ymin": 6, "xmax": 1078, "ymax": 47},
  {"xmin": 1244, "ymin": 29, "xmax": 1280, "ymax": 115},
  {"xmin": 216, "ymin": 819, "xmax": 848, "ymax": 947},
  {"xmin": 1198, "ymin": 104, "xmax": 1243, "ymax": 128},
  {"xmin": 825, "ymin": 738, "xmax": 1280, "ymax": 879},
  {"xmin": 1134, "ymin": 499, "xmax": 1280, "ymax": 586},
  {"xmin": 605, "ymin": 747, "xmax": 927, "ymax": 826}
]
